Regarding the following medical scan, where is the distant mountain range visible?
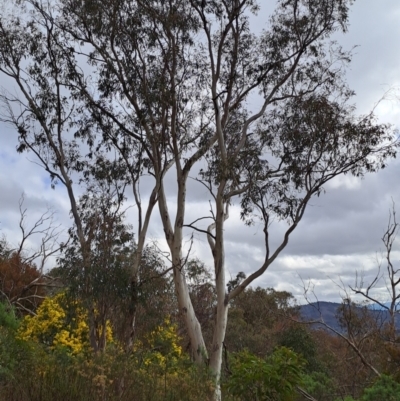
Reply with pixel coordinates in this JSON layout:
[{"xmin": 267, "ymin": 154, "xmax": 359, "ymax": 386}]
[{"xmin": 298, "ymin": 301, "xmax": 400, "ymax": 334}]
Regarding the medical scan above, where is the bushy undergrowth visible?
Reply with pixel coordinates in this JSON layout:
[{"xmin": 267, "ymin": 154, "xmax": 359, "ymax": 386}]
[
  {"xmin": 1, "ymin": 298, "xmax": 305, "ymax": 401},
  {"xmin": 0, "ymin": 335, "xmax": 214, "ymax": 401},
  {"xmin": 4, "ymin": 297, "xmax": 400, "ymax": 401},
  {"xmin": 0, "ymin": 301, "xmax": 214, "ymax": 401}
]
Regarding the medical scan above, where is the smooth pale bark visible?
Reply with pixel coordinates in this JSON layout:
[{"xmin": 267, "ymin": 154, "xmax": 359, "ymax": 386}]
[
  {"xmin": 172, "ymin": 251, "xmax": 208, "ymax": 362},
  {"xmin": 158, "ymin": 178, "xmax": 208, "ymax": 363}
]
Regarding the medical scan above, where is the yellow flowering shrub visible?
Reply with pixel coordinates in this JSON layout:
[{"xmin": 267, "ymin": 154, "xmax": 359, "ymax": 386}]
[
  {"xmin": 18, "ymin": 293, "xmax": 112, "ymax": 354},
  {"xmin": 140, "ymin": 317, "xmax": 187, "ymax": 371}
]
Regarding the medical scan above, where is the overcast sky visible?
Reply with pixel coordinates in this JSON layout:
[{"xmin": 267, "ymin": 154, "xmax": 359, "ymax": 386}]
[{"xmin": 1, "ymin": 1, "xmax": 400, "ymax": 304}]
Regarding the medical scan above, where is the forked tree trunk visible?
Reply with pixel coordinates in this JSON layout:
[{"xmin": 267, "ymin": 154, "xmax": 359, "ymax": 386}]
[
  {"xmin": 172, "ymin": 251, "xmax": 208, "ymax": 363},
  {"xmin": 158, "ymin": 179, "xmax": 208, "ymax": 363}
]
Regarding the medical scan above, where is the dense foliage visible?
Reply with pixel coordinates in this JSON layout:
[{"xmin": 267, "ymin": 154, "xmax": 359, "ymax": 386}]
[
  {"xmin": 225, "ymin": 347, "xmax": 305, "ymax": 401},
  {"xmin": 2, "ymin": 284, "xmax": 400, "ymax": 400}
]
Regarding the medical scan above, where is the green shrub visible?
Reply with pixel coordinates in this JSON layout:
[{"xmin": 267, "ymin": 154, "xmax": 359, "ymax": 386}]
[
  {"xmin": 360, "ymin": 375, "xmax": 400, "ymax": 401},
  {"xmin": 224, "ymin": 347, "xmax": 305, "ymax": 401},
  {"xmin": 0, "ymin": 302, "xmax": 18, "ymax": 331},
  {"xmin": 278, "ymin": 326, "xmax": 321, "ymax": 373},
  {"xmin": 301, "ymin": 371, "xmax": 337, "ymax": 401}
]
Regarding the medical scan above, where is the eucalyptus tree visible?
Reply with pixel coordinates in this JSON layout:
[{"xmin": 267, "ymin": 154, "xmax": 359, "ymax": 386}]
[
  {"xmin": 0, "ymin": 0, "xmax": 398, "ymax": 397},
  {"xmin": 0, "ymin": 1, "xmax": 150, "ymax": 346}
]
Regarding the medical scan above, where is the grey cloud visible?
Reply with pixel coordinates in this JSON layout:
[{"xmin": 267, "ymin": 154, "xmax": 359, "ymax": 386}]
[{"xmin": 1, "ymin": 1, "xmax": 400, "ymax": 303}]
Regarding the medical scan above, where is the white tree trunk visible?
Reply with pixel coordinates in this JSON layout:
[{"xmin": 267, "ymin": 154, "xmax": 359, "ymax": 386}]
[
  {"xmin": 158, "ymin": 179, "xmax": 208, "ymax": 363},
  {"xmin": 172, "ymin": 251, "xmax": 208, "ymax": 363},
  {"xmin": 208, "ymin": 189, "xmax": 230, "ymax": 401}
]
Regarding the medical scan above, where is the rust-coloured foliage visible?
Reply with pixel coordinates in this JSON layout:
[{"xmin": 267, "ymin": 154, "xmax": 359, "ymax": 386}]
[{"xmin": 0, "ymin": 252, "xmax": 46, "ymax": 315}]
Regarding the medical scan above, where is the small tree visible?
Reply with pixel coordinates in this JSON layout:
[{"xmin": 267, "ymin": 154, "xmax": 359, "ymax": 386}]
[
  {"xmin": 59, "ymin": 185, "xmax": 133, "ymax": 351},
  {"xmin": 301, "ymin": 289, "xmax": 383, "ymax": 379},
  {"xmin": 225, "ymin": 287, "xmax": 297, "ymax": 357},
  {"xmin": 351, "ymin": 203, "xmax": 400, "ymax": 342},
  {"xmin": 59, "ymin": 184, "xmax": 175, "ymax": 350}
]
